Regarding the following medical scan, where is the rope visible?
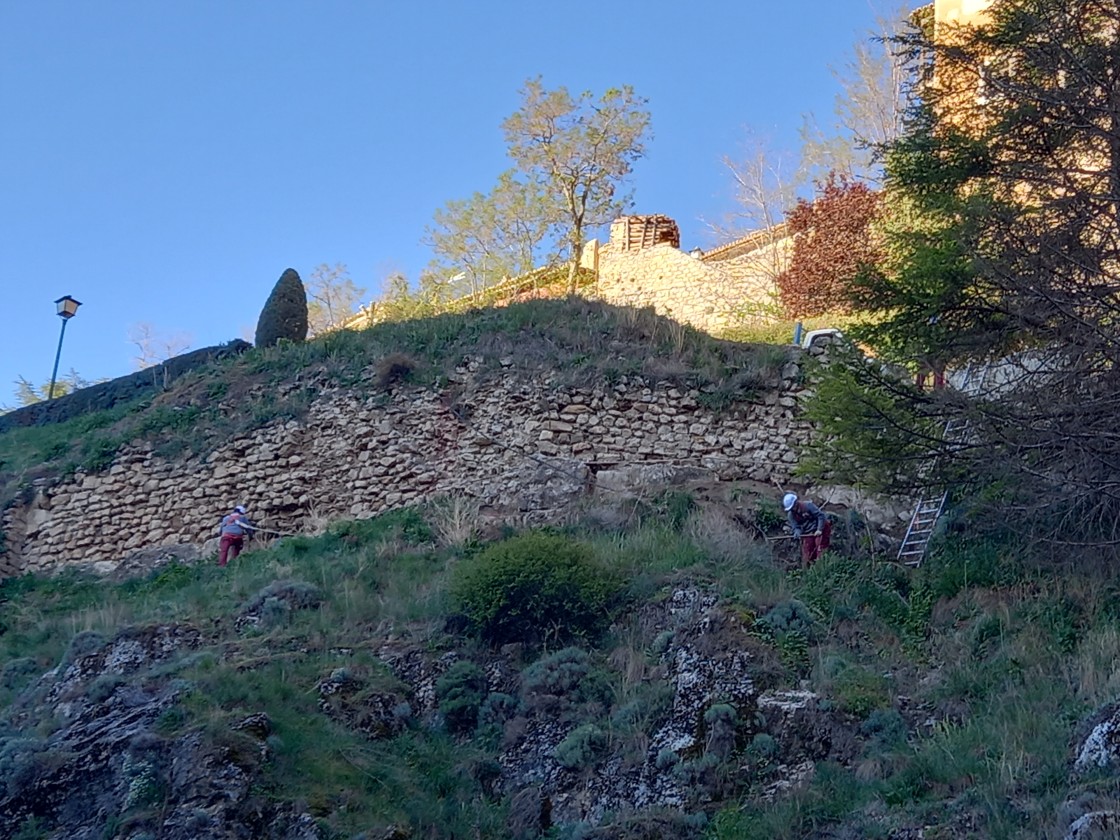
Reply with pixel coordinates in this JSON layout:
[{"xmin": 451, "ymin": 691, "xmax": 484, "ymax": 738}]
[{"xmin": 249, "ymin": 525, "xmax": 299, "ymax": 538}]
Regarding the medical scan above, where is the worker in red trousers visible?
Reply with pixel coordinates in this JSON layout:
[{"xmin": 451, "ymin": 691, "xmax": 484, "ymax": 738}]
[
  {"xmin": 217, "ymin": 504, "xmax": 256, "ymax": 567},
  {"xmin": 782, "ymin": 492, "xmax": 832, "ymax": 568}
]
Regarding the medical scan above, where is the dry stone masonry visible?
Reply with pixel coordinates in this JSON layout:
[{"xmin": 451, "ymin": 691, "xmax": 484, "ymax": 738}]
[{"xmin": 1, "ymin": 357, "xmax": 814, "ymax": 577}]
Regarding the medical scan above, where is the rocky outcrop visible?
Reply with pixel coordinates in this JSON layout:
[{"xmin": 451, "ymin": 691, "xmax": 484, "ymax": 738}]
[
  {"xmin": 0, "ymin": 624, "xmax": 325, "ymax": 840},
  {"xmin": 2, "ymin": 363, "xmax": 816, "ymax": 578},
  {"xmin": 1075, "ymin": 702, "xmax": 1120, "ymax": 773},
  {"xmin": 0, "ymin": 583, "xmax": 864, "ymax": 840}
]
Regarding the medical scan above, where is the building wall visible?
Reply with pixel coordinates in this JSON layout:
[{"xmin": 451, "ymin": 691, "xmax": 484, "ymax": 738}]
[
  {"xmin": 591, "ymin": 231, "xmax": 794, "ymax": 334},
  {"xmin": 1, "ymin": 361, "xmax": 814, "ymax": 578},
  {"xmin": 593, "ymin": 244, "xmax": 743, "ymax": 332},
  {"xmin": 935, "ymin": 0, "xmax": 993, "ymax": 30}
]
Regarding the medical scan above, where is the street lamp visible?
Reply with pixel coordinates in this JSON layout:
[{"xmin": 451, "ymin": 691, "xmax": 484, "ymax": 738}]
[{"xmin": 48, "ymin": 295, "xmax": 82, "ymax": 400}]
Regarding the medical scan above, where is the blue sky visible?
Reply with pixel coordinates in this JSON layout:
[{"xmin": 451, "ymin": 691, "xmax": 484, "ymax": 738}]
[{"xmin": 1, "ymin": 0, "xmax": 901, "ymax": 400}]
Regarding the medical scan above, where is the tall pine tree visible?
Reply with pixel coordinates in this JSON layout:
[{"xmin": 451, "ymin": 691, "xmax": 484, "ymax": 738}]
[{"xmin": 806, "ymin": 0, "xmax": 1120, "ymax": 542}]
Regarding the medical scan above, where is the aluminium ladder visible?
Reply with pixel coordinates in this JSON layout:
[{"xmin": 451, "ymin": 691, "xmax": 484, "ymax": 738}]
[{"xmin": 896, "ymin": 416, "xmax": 971, "ymax": 566}]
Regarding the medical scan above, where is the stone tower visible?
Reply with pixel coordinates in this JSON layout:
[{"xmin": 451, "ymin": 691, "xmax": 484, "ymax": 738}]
[
  {"xmin": 608, "ymin": 215, "xmax": 681, "ymax": 252},
  {"xmin": 935, "ymin": 0, "xmax": 993, "ymax": 32}
]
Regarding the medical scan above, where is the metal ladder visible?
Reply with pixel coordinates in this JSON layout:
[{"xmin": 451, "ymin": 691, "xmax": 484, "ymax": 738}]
[
  {"xmin": 897, "ymin": 491, "xmax": 948, "ymax": 565},
  {"xmin": 896, "ymin": 416, "xmax": 971, "ymax": 566}
]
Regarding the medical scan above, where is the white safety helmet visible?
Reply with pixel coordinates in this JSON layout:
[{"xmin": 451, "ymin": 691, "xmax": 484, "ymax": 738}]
[
  {"xmin": 234, "ymin": 505, "xmax": 247, "ymax": 514},
  {"xmin": 782, "ymin": 493, "xmax": 798, "ymax": 512}
]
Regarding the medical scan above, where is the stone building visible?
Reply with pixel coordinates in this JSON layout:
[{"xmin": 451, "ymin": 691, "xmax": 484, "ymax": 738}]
[{"xmin": 585, "ymin": 214, "xmax": 794, "ymax": 334}]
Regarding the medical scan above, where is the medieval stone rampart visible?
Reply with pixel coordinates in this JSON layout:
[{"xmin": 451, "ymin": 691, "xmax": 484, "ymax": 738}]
[{"xmin": 0, "ymin": 356, "xmax": 814, "ymax": 577}]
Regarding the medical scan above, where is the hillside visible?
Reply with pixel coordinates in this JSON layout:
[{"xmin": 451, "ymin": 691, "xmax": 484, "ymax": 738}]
[{"xmin": 2, "ymin": 301, "xmax": 1120, "ymax": 839}]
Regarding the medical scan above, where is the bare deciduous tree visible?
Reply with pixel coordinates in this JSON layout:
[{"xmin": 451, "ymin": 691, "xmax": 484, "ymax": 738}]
[
  {"xmin": 715, "ymin": 131, "xmax": 802, "ymax": 241},
  {"xmin": 306, "ymin": 263, "xmax": 368, "ymax": 336},
  {"xmin": 128, "ymin": 322, "xmax": 192, "ymax": 370},
  {"xmin": 799, "ymin": 4, "xmax": 911, "ymax": 185}
]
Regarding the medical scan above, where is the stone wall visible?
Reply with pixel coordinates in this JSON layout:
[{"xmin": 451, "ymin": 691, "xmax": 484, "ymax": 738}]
[
  {"xmin": 590, "ymin": 224, "xmax": 795, "ymax": 334},
  {"xmin": 0, "ymin": 357, "xmax": 814, "ymax": 577},
  {"xmin": 594, "ymin": 245, "xmax": 735, "ymax": 331}
]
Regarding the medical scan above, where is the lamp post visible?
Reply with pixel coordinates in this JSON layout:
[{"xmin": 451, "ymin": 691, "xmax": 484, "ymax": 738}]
[{"xmin": 48, "ymin": 295, "xmax": 82, "ymax": 400}]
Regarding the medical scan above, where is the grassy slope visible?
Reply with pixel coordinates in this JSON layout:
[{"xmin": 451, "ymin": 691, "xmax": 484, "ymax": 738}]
[
  {"xmin": 3, "ymin": 301, "xmax": 1118, "ymax": 838},
  {"xmin": 2, "ymin": 496, "xmax": 1119, "ymax": 839}
]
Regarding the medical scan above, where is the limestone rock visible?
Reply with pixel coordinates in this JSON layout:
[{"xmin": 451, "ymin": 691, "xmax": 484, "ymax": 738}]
[{"xmin": 1075, "ymin": 702, "xmax": 1120, "ymax": 773}]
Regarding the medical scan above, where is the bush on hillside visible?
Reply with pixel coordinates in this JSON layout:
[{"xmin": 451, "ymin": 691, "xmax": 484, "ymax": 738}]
[
  {"xmin": 553, "ymin": 723, "xmax": 606, "ymax": 771},
  {"xmin": 255, "ymin": 268, "xmax": 309, "ymax": 348},
  {"xmin": 435, "ymin": 660, "xmax": 487, "ymax": 734},
  {"xmin": 450, "ymin": 531, "xmax": 621, "ymax": 645},
  {"xmin": 520, "ymin": 647, "xmax": 599, "ymax": 712},
  {"xmin": 375, "ymin": 352, "xmax": 417, "ymax": 389}
]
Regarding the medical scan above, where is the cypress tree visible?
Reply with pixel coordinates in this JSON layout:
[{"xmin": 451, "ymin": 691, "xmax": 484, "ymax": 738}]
[{"xmin": 255, "ymin": 268, "xmax": 309, "ymax": 348}]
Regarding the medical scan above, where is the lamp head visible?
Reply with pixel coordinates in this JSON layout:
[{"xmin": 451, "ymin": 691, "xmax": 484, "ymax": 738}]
[{"xmin": 54, "ymin": 295, "xmax": 82, "ymax": 320}]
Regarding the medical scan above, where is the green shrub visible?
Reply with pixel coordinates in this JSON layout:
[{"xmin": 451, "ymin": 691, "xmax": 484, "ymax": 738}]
[
  {"xmin": 653, "ymin": 490, "xmax": 695, "ymax": 532},
  {"xmin": 87, "ymin": 674, "xmax": 126, "ymax": 703},
  {"xmin": 746, "ymin": 732, "xmax": 778, "ymax": 765},
  {"xmin": 520, "ymin": 647, "xmax": 595, "ymax": 712},
  {"xmin": 259, "ymin": 596, "xmax": 291, "ymax": 629},
  {"xmin": 435, "ymin": 661, "xmax": 487, "ymax": 734},
  {"xmin": 1, "ymin": 659, "xmax": 40, "ymax": 693},
  {"xmin": 776, "ymin": 631, "xmax": 811, "ymax": 676},
  {"xmin": 671, "ymin": 752, "xmax": 723, "ymax": 792},
  {"xmin": 796, "ymin": 553, "xmax": 864, "ymax": 619},
  {"xmin": 920, "ymin": 538, "xmax": 1015, "ymax": 600},
  {"xmin": 450, "ymin": 531, "xmax": 621, "ymax": 645},
  {"xmin": 326, "ymin": 509, "xmax": 432, "ymax": 548},
  {"xmin": 63, "ymin": 630, "xmax": 106, "ymax": 664},
  {"xmin": 476, "ymin": 692, "xmax": 518, "ymax": 739},
  {"xmin": 860, "ymin": 708, "xmax": 908, "ymax": 748},
  {"xmin": 244, "ymin": 580, "xmax": 323, "ymax": 613},
  {"xmin": 756, "ymin": 599, "xmax": 816, "ymax": 639},
  {"xmin": 655, "ymin": 747, "xmax": 680, "ymax": 770},
  {"xmin": 702, "ymin": 703, "xmax": 740, "ymax": 759},
  {"xmin": 0, "ymin": 736, "xmax": 70, "ymax": 799},
  {"xmin": 553, "ymin": 723, "xmax": 606, "ymax": 770},
  {"xmin": 831, "ymin": 665, "xmax": 890, "ymax": 718},
  {"xmin": 255, "ymin": 268, "xmax": 309, "ymax": 348},
  {"xmin": 122, "ymin": 752, "xmax": 163, "ymax": 809},
  {"xmin": 375, "ymin": 352, "xmax": 417, "ymax": 388},
  {"xmin": 522, "ymin": 646, "xmax": 588, "ymax": 691}
]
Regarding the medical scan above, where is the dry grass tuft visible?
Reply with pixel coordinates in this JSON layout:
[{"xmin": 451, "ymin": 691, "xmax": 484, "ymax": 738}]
[
  {"xmin": 685, "ymin": 506, "xmax": 746, "ymax": 563},
  {"xmin": 428, "ymin": 495, "xmax": 481, "ymax": 547},
  {"xmin": 374, "ymin": 352, "xmax": 417, "ymax": 389},
  {"xmin": 1075, "ymin": 625, "xmax": 1120, "ymax": 706}
]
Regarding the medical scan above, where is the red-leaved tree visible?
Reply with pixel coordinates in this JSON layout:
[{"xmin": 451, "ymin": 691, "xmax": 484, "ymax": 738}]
[{"xmin": 777, "ymin": 174, "xmax": 881, "ymax": 318}]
